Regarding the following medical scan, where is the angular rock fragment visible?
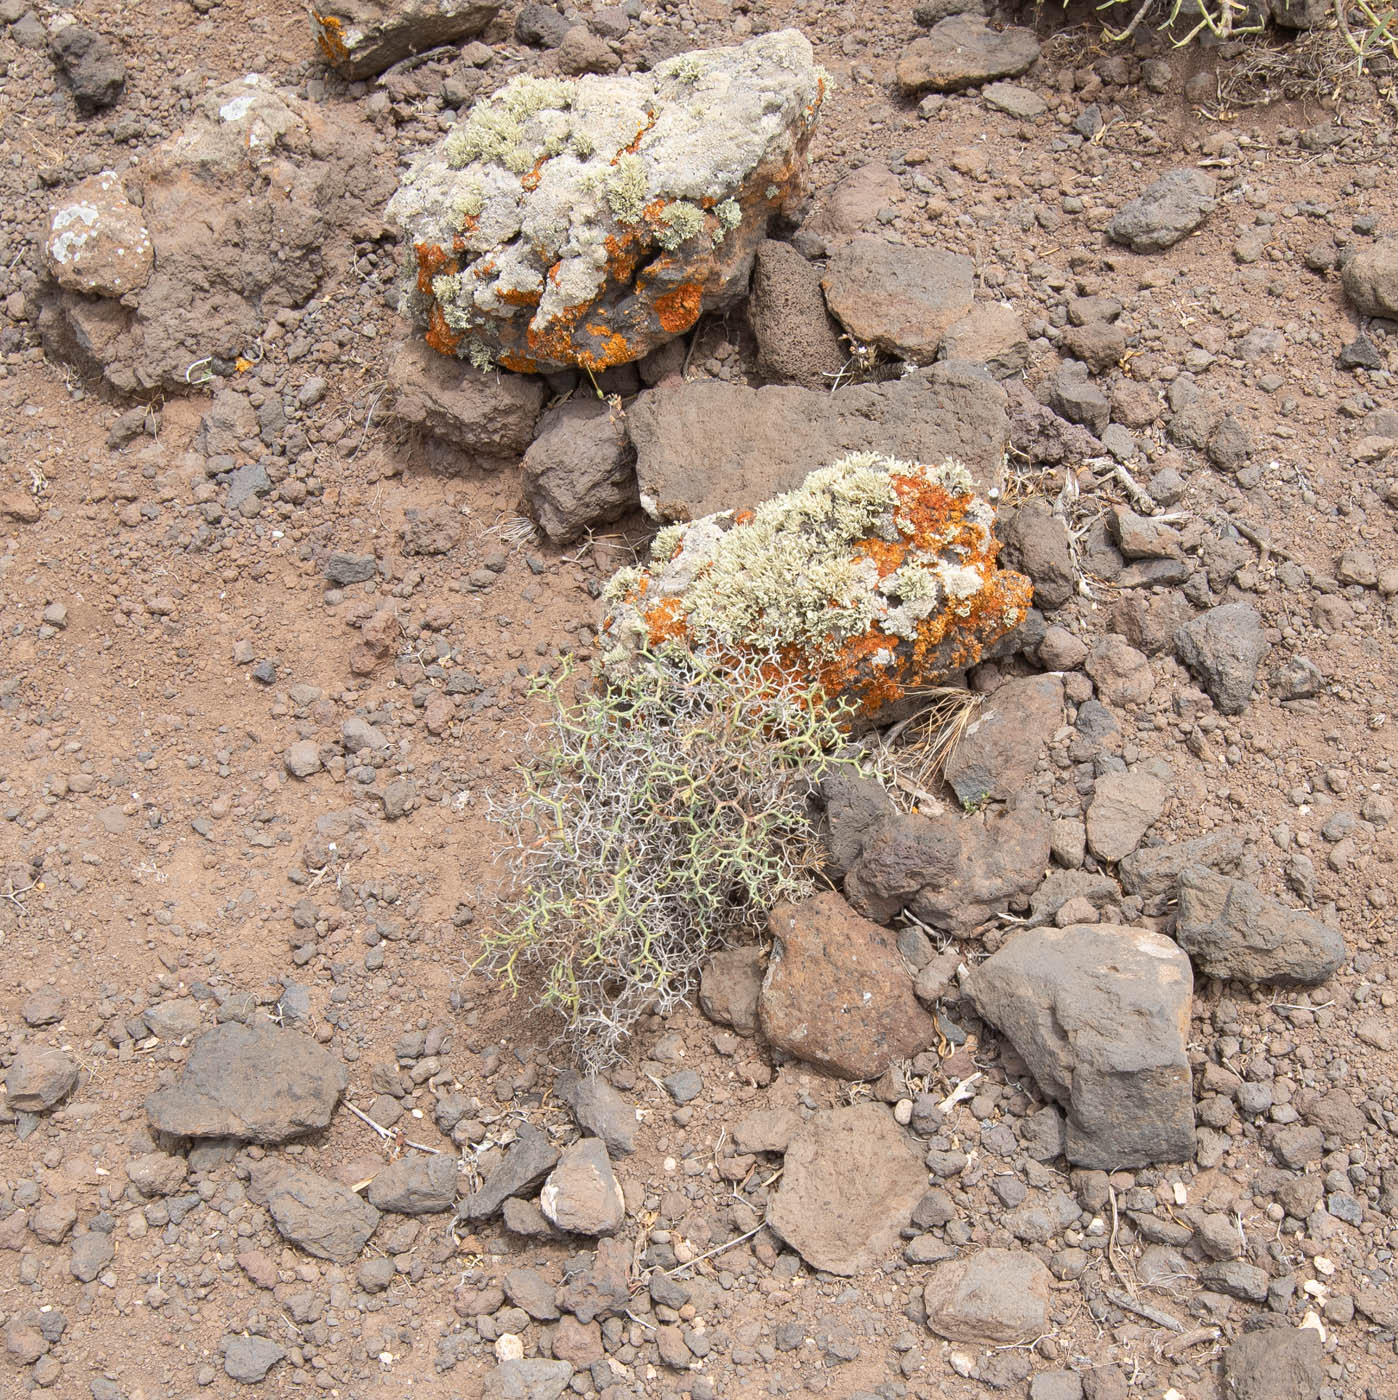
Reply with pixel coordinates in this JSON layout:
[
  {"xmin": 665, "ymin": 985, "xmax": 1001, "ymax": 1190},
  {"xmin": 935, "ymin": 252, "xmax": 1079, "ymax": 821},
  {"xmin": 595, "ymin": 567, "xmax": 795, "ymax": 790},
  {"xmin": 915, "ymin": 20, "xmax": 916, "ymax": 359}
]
[
  {"xmin": 5, "ymin": 1045, "xmax": 78, "ymax": 1112},
  {"xmin": 386, "ymin": 340, "xmax": 545, "ymax": 465},
  {"xmin": 1221, "ymin": 1325, "xmax": 1324, "ymax": 1400},
  {"xmin": 311, "ymin": 0, "xmax": 500, "ymax": 80},
  {"xmin": 483, "ymin": 1359, "xmax": 574, "ymax": 1400},
  {"xmin": 759, "ymin": 892, "xmax": 937, "ymax": 1079},
  {"xmin": 224, "ymin": 1335, "xmax": 285, "ymax": 1385},
  {"xmin": 252, "ymin": 1165, "xmax": 380, "ymax": 1262},
  {"xmin": 821, "ymin": 237, "xmax": 974, "ymax": 365},
  {"xmin": 896, "ymin": 17, "xmax": 1041, "ymax": 94},
  {"xmin": 144, "ymin": 1021, "xmax": 347, "ymax": 1143},
  {"xmin": 600, "ymin": 454, "xmax": 1031, "ymax": 724},
  {"xmin": 964, "ymin": 924, "xmax": 1195, "ymax": 1167},
  {"xmin": 457, "ymin": 1122, "xmax": 558, "ymax": 1220},
  {"xmin": 1174, "ymin": 603, "xmax": 1268, "ymax": 715},
  {"xmin": 367, "ymin": 1154, "xmax": 458, "ymax": 1215},
  {"xmin": 767, "ymin": 1103, "xmax": 926, "ymax": 1275},
  {"xmin": 697, "ymin": 946, "xmax": 766, "ymax": 1037},
  {"xmin": 943, "ymin": 674, "xmax": 1062, "ymax": 807},
  {"xmin": 1108, "ymin": 169, "xmax": 1217, "ymax": 253},
  {"xmin": 50, "ymin": 22, "xmax": 125, "ymax": 111},
  {"xmin": 939, "ymin": 302, "xmax": 1030, "ymax": 379},
  {"xmin": 1086, "ymin": 767, "xmax": 1168, "ymax": 863},
  {"xmin": 555, "ymin": 1236, "xmax": 631, "ymax": 1322},
  {"xmin": 386, "ymin": 32, "xmax": 825, "ymax": 372},
  {"xmin": 540, "ymin": 1138, "xmax": 625, "ymax": 1235},
  {"xmin": 845, "ymin": 796, "xmax": 1050, "ymax": 934},
  {"xmin": 923, "ymin": 1248, "xmax": 1051, "ymax": 1343},
  {"xmin": 628, "ymin": 363, "xmax": 1011, "ymax": 520},
  {"xmin": 521, "ymin": 398, "xmax": 638, "ymax": 543},
  {"xmin": 41, "ymin": 75, "xmax": 394, "ymax": 395},
  {"xmin": 554, "ymin": 1072, "xmax": 637, "ymax": 1156},
  {"xmin": 1175, "ymin": 866, "xmax": 1344, "ymax": 986},
  {"xmin": 45, "ymin": 172, "xmax": 151, "ymax": 297},
  {"xmin": 1117, "ymin": 829, "xmax": 1246, "ymax": 906}
]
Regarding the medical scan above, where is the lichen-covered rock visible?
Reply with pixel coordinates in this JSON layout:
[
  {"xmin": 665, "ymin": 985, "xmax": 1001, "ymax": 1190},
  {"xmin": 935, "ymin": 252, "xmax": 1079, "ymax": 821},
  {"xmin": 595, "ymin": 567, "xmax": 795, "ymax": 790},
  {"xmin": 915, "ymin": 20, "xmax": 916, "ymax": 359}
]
[
  {"xmin": 311, "ymin": 0, "xmax": 500, "ymax": 80},
  {"xmin": 385, "ymin": 31, "xmax": 825, "ymax": 372},
  {"xmin": 599, "ymin": 453, "xmax": 1031, "ymax": 722},
  {"xmin": 44, "ymin": 171, "xmax": 152, "ymax": 296},
  {"xmin": 40, "ymin": 75, "xmax": 394, "ymax": 395}
]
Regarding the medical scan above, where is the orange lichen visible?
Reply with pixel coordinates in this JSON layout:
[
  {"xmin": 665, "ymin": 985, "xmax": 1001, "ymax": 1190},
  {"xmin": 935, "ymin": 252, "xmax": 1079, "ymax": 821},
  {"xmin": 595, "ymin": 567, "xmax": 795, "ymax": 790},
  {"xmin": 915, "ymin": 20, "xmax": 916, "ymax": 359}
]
[
  {"xmin": 853, "ymin": 537, "xmax": 908, "ymax": 580},
  {"xmin": 498, "ymin": 287, "xmax": 542, "ymax": 307},
  {"xmin": 414, "ymin": 242, "xmax": 455, "ymax": 295},
  {"xmin": 312, "ymin": 11, "xmax": 349, "ymax": 65},
  {"xmin": 733, "ymin": 509, "xmax": 756, "ymax": 526},
  {"xmin": 498, "ymin": 352, "xmax": 539, "ymax": 372},
  {"xmin": 521, "ymin": 155, "xmax": 548, "ymax": 192},
  {"xmin": 641, "ymin": 597, "xmax": 688, "ymax": 646},
  {"xmin": 424, "ymin": 303, "xmax": 461, "ymax": 356},
  {"xmin": 578, "ymin": 326, "xmax": 633, "ymax": 371},
  {"xmin": 653, "ymin": 283, "xmax": 703, "ymax": 335},
  {"xmin": 604, "ymin": 230, "xmax": 643, "ymax": 286},
  {"xmin": 611, "ymin": 107, "xmax": 658, "ymax": 163}
]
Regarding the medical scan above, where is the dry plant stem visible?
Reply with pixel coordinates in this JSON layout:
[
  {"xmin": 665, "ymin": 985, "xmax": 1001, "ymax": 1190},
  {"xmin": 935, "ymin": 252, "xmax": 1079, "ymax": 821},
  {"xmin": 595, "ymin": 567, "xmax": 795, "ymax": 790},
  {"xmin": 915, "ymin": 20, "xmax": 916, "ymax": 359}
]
[
  {"xmin": 343, "ymin": 1099, "xmax": 445, "ymax": 1155},
  {"xmin": 1107, "ymin": 1183, "xmax": 1134, "ymax": 1294},
  {"xmin": 661, "ymin": 1220, "xmax": 766, "ymax": 1275},
  {"xmin": 1104, "ymin": 1286, "xmax": 1186, "ymax": 1333},
  {"xmin": 1161, "ymin": 1326, "xmax": 1222, "ymax": 1357}
]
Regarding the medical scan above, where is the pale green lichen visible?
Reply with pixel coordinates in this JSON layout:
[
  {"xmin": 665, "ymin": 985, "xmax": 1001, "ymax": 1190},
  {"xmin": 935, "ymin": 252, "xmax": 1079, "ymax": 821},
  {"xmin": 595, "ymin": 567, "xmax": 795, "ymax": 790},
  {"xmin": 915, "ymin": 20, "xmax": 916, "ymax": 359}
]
[
  {"xmin": 465, "ymin": 338, "xmax": 496, "ymax": 371},
  {"xmin": 444, "ymin": 77, "xmax": 576, "ymax": 172},
  {"xmin": 667, "ymin": 56, "xmax": 706, "ymax": 84},
  {"xmin": 602, "ymin": 565, "xmax": 646, "ymax": 603},
  {"xmin": 656, "ymin": 201, "xmax": 706, "ymax": 250},
  {"xmin": 431, "ymin": 271, "xmax": 463, "ymax": 304},
  {"xmin": 716, "ymin": 197, "xmax": 741, "ymax": 230},
  {"xmin": 501, "ymin": 76, "xmax": 576, "ymax": 120},
  {"xmin": 570, "ymin": 129, "xmax": 596, "ymax": 159},
  {"xmin": 452, "ymin": 181, "xmax": 485, "ymax": 221},
  {"xmin": 649, "ymin": 524, "xmax": 686, "ymax": 565},
  {"xmin": 605, "ymin": 154, "xmax": 649, "ymax": 225}
]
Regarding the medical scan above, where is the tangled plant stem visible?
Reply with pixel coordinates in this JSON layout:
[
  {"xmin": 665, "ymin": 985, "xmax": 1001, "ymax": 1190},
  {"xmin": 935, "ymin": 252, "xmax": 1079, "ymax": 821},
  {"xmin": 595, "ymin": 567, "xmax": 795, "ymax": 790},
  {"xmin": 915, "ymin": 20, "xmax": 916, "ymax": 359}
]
[{"xmin": 482, "ymin": 646, "xmax": 863, "ymax": 1069}]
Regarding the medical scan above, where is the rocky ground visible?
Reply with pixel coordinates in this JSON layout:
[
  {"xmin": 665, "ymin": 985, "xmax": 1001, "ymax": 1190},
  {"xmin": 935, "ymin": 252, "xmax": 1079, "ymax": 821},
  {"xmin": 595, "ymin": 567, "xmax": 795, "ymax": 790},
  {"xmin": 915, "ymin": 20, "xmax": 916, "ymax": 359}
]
[{"xmin": 1, "ymin": 1, "xmax": 1396, "ymax": 1399}]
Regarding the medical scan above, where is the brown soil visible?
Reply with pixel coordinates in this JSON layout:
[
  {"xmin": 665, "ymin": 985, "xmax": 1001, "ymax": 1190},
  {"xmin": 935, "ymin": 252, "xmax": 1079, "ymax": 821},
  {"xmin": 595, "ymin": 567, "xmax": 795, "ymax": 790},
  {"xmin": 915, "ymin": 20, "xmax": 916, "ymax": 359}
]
[{"xmin": 1, "ymin": 2, "xmax": 1395, "ymax": 1399}]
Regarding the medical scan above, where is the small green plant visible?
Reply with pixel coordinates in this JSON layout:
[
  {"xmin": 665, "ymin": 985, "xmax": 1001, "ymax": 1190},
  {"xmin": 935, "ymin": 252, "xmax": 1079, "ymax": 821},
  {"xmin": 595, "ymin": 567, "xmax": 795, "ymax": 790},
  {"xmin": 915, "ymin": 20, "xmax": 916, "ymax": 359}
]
[{"xmin": 482, "ymin": 646, "xmax": 862, "ymax": 1069}]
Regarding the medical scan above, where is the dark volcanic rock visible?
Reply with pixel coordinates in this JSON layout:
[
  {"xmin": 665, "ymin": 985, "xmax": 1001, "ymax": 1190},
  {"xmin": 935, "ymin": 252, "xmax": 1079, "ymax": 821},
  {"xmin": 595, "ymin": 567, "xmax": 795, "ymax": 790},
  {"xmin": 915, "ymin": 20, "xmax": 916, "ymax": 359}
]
[
  {"xmin": 252, "ymin": 1165, "xmax": 380, "ymax": 1262},
  {"xmin": 522, "ymin": 398, "xmax": 637, "ymax": 543},
  {"xmin": 748, "ymin": 239, "xmax": 847, "ymax": 389},
  {"xmin": 312, "ymin": 0, "xmax": 500, "ymax": 80},
  {"xmin": 457, "ymin": 1122, "xmax": 559, "ymax": 1221},
  {"xmin": 1221, "ymin": 1325, "xmax": 1324, "ymax": 1400},
  {"xmin": 943, "ymin": 674, "xmax": 1063, "ymax": 806},
  {"xmin": 964, "ymin": 924, "xmax": 1195, "ymax": 1168},
  {"xmin": 896, "ymin": 16, "xmax": 1040, "ymax": 94},
  {"xmin": 1174, "ymin": 603, "xmax": 1268, "ymax": 715},
  {"xmin": 923, "ymin": 1248, "xmax": 1051, "ymax": 1343},
  {"xmin": 628, "ymin": 363, "xmax": 1010, "ymax": 521},
  {"xmin": 767, "ymin": 1103, "xmax": 926, "ymax": 1275},
  {"xmin": 144, "ymin": 1021, "xmax": 347, "ymax": 1143},
  {"xmin": 760, "ymin": 891, "xmax": 937, "ymax": 1079},
  {"xmin": 51, "ymin": 23, "xmax": 125, "ymax": 111},
  {"xmin": 1108, "ymin": 169, "xmax": 1218, "ymax": 253},
  {"xmin": 1175, "ymin": 866, "xmax": 1345, "ymax": 986}
]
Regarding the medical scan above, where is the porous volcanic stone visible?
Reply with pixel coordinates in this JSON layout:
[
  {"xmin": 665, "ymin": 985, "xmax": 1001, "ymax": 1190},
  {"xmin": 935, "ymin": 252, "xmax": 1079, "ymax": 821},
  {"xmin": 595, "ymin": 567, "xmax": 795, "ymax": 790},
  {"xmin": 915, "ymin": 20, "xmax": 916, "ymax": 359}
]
[
  {"xmin": 521, "ymin": 397, "xmax": 637, "ymax": 543},
  {"xmin": 697, "ymin": 946, "xmax": 766, "ymax": 1036},
  {"xmin": 386, "ymin": 32, "xmax": 824, "ymax": 372},
  {"xmin": 846, "ymin": 796, "xmax": 1050, "ymax": 934},
  {"xmin": 964, "ymin": 924, "xmax": 1195, "ymax": 1167},
  {"xmin": 482, "ymin": 1359, "xmax": 574, "ymax": 1400},
  {"xmin": 943, "ymin": 674, "xmax": 1063, "ymax": 806},
  {"xmin": 759, "ymin": 891, "xmax": 937, "ymax": 1079},
  {"xmin": 1174, "ymin": 602, "xmax": 1268, "ymax": 715},
  {"xmin": 1175, "ymin": 866, "xmax": 1345, "ymax": 986},
  {"xmin": 311, "ymin": 0, "xmax": 500, "ymax": 80},
  {"xmin": 821, "ymin": 236, "xmax": 974, "ymax": 365},
  {"xmin": 923, "ymin": 1248, "xmax": 1052, "ymax": 1343},
  {"xmin": 367, "ymin": 1154, "xmax": 458, "ymax": 1215},
  {"xmin": 253, "ymin": 1165, "xmax": 380, "ymax": 1262},
  {"xmin": 1108, "ymin": 169, "xmax": 1217, "ymax": 253},
  {"xmin": 1086, "ymin": 767, "xmax": 1169, "ymax": 863},
  {"xmin": 601, "ymin": 454, "xmax": 1031, "ymax": 725},
  {"xmin": 748, "ymin": 239, "xmax": 847, "ymax": 389},
  {"xmin": 45, "ymin": 171, "xmax": 151, "ymax": 297},
  {"xmin": 224, "ymin": 1335, "xmax": 285, "ymax": 1384},
  {"xmin": 554, "ymin": 1071, "xmax": 637, "ymax": 1156},
  {"xmin": 144, "ymin": 1021, "xmax": 347, "ymax": 1143},
  {"xmin": 40, "ymin": 75, "xmax": 394, "ymax": 395},
  {"xmin": 386, "ymin": 339, "xmax": 545, "ymax": 464},
  {"xmin": 458, "ymin": 1122, "xmax": 558, "ymax": 1221},
  {"xmin": 1221, "ymin": 1325, "xmax": 1324, "ymax": 1400},
  {"xmin": 767, "ymin": 1103, "xmax": 926, "ymax": 1275},
  {"xmin": 896, "ymin": 16, "xmax": 1041, "ymax": 94},
  {"xmin": 628, "ymin": 362, "xmax": 1011, "ymax": 519},
  {"xmin": 1341, "ymin": 237, "xmax": 1398, "ymax": 319},
  {"xmin": 50, "ymin": 22, "xmax": 125, "ymax": 110}
]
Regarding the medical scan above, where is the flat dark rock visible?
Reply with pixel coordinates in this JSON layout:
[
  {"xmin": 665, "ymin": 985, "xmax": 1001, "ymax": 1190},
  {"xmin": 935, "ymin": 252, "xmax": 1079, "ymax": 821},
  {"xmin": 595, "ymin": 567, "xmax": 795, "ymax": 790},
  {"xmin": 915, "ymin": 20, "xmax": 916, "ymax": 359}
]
[{"xmin": 144, "ymin": 1021, "xmax": 347, "ymax": 1144}]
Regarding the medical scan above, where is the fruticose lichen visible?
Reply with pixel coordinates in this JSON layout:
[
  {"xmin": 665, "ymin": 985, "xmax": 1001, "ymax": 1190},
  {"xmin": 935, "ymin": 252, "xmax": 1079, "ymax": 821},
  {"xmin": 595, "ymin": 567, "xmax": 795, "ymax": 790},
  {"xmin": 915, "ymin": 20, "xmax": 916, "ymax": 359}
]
[{"xmin": 599, "ymin": 453, "xmax": 1033, "ymax": 721}]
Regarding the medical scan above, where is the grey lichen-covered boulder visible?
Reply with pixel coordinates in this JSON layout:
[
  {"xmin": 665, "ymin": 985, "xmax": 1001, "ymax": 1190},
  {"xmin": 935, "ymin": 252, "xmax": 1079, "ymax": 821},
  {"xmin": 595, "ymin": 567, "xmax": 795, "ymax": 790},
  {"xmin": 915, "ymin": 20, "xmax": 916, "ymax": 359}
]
[
  {"xmin": 311, "ymin": 0, "xmax": 500, "ymax": 80},
  {"xmin": 385, "ymin": 31, "xmax": 826, "ymax": 372},
  {"xmin": 598, "ymin": 452, "xmax": 1033, "ymax": 724},
  {"xmin": 964, "ymin": 923, "xmax": 1195, "ymax": 1168},
  {"xmin": 40, "ymin": 75, "xmax": 394, "ymax": 395}
]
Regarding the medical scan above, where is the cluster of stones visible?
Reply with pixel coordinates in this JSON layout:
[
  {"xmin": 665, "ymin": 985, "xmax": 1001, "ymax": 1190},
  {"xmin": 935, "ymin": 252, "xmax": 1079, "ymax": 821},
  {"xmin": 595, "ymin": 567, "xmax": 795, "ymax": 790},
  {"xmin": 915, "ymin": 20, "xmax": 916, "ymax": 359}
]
[
  {"xmin": 598, "ymin": 453, "xmax": 1032, "ymax": 723},
  {"xmin": 385, "ymin": 30, "xmax": 825, "ymax": 372}
]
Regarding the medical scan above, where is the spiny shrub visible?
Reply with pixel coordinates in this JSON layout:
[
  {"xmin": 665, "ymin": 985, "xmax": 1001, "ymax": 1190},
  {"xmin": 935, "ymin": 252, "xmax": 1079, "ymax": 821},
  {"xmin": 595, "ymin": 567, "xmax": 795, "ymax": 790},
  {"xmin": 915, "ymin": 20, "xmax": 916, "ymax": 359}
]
[{"xmin": 482, "ymin": 645, "xmax": 862, "ymax": 1069}]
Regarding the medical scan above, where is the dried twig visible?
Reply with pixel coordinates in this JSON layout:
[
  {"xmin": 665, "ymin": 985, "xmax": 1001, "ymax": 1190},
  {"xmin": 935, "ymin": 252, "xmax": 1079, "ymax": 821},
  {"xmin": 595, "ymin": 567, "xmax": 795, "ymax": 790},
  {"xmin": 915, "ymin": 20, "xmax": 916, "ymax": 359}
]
[
  {"xmin": 937, "ymin": 1072, "xmax": 981, "ymax": 1114},
  {"xmin": 1103, "ymin": 1286, "xmax": 1185, "ymax": 1333},
  {"xmin": 343, "ymin": 1099, "xmax": 445, "ymax": 1156},
  {"xmin": 662, "ymin": 1220, "xmax": 765, "ymax": 1275}
]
